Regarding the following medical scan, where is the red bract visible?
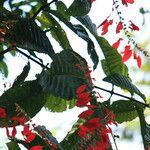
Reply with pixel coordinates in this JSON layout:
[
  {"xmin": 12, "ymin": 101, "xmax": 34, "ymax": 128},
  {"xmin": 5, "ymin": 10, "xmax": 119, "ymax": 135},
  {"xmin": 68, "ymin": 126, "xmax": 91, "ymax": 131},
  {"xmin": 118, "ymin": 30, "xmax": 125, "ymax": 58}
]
[
  {"xmin": 29, "ymin": 146, "xmax": 43, "ymax": 150},
  {"xmin": 76, "ymin": 96, "xmax": 91, "ymax": 107},
  {"xmin": 129, "ymin": 21, "xmax": 139, "ymax": 31},
  {"xmin": 78, "ymin": 109, "xmax": 94, "ymax": 119},
  {"xmin": 121, "ymin": 0, "xmax": 134, "ymax": 6},
  {"xmin": 6, "ymin": 126, "xmax": 10, "ymax": 137},
  {"xmin": 121, "ymin": 45, "xmax": 132, "ymax": 62},
  {"xmin": 85, "ymin": 118, "xmax": 100, "ymax": 132},
  {"xmin": 112, "ymin": 38, "xmax": 123, "ymax": 49},
  {"xmin": 116, "ymin": 22, "xmax": 123, "ymax": 33},
  {"xmin": 99, "ymin": 19, "xmax": 113, "ymax": 35},
  {"xmin": 0, "ymin": 108, "xmax": 6, "ymax": 118},
  {"xmin": 12, "ymin": 126, "xmax": 17, "ymax": 137},
  {"xmin": 12, "ymin": 117, "xmax": 27, "ymax": 125},
  {"xmin": 76, "ymin": 85, "xmax": 87, "ymax": 94},
  {"xmin": 22, "ymin": 125, "xmax": 36, "ymax": 142},
  {"xmin": 136, "ymin": 55, "xmax": 142, "ymax": 68}
]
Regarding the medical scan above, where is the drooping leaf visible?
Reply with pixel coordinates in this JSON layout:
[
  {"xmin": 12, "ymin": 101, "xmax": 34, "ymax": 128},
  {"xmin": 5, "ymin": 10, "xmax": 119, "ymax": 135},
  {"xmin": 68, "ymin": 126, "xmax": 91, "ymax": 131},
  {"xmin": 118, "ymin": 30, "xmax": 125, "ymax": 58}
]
[
  {"xmin": 45, "ymin": 95, "xmax": 76, "ymax": 112},
  {"xmin": 6, "ymin": 141, "xmax": 21, "ymax": 150},
  {"xmin": 0, "ymin": 80, "xmax": 48, "ymax": 126},
  {"xmin": 76, "ymin": 16, "xmax": 128, "ymax": 75},
  {"xmin": 13, "ymin": 62, "xmax": 30, "ymax": 87},
  {"xmin": 37, "ymin": 12, "xmax": 72, "ymax": 50},
  {"xmin": 110, "ymin": 100, "xmax": 139, "ymax": 123},
  {"xmin": 4, "ymin": 18, "xmax": 55, "ymax": 59},
  {"xmin": 97, "ymin": 37, "xmax": 129, "ymax": 76},
  {"xmin": 103, "ymin": 73, "xmax": 145, "ymax": 100},
  {"xmin": 56, "ymin": 1, "xmax": 70, "ymax": 20},
  {"xmin": 67, "ymin": 0, "xmax": 92, "ymax": 16},
  {"xmin": 0, "ymin": 61, "xmax": 8, "ymax": 77},
  {"xmin": 38, "ymin": 49, "xmax": 90, "ymax": 100},
  {"xmin": 76, "ymin": 15, "xmax": 97, "ymax": 35},
  {"xmin": 49, "ymin": 10, "xmax": 99, "ymax": 69}
]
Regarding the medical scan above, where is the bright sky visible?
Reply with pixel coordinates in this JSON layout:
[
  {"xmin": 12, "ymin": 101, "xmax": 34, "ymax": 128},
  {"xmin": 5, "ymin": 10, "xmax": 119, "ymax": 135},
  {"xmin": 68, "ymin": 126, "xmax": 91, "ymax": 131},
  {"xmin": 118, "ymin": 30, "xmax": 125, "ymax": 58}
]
[{"xmin": 0, "ymin": 0, "xmax": 150, "ymax": 149}]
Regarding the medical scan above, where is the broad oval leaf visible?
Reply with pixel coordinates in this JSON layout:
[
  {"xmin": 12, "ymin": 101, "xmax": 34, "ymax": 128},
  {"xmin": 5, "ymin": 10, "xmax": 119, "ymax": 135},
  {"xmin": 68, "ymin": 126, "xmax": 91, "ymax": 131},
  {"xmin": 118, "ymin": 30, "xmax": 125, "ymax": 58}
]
[
  {"xmin": 103, "ymin": 73, "xmax": 146, "ymax": 100},
  {"xmin": 38, "ymin": 49, "xmax": 90, "ymax": 100},
  {"xmin": 6, "ymin": 141, "xmax": 21, "ymax": 150},
  {"xmin": 67, "ymin": 0, "xmax": 92, "ymax": 16},
  {"xmin": 37, "ymin": 12, "xmax": 72, "ymax": 50},
  {"xmin": 4, "ymin": 18, "xmax": 55, "ymax": 59},
  {"xmin": 110, "ymin": 100, "xmax": 138, "ymax": 123},
  {"xmin": 45, "ymin": 95, "xmax": 76, "ymax": 112},
  {"xmin": 97, "ymin": 37, "xmax": 129, "ymax": 76},
  {"xmin": 0, "ymin": 80, "xmax": 48, "ymax": 126}
]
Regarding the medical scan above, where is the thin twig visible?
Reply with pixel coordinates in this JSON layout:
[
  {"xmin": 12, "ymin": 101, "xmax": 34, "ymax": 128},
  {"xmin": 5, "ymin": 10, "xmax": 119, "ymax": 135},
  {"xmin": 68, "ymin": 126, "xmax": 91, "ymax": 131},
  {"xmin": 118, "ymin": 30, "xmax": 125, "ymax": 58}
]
[
  {"xmin": 0, "ymin": 47, "xmax": 12, "ymax": 56},
  {"xmin": 16, "ymin": 48, "xmax": 50, "ymax": 70},
  {"xmin": 94, "ymin": 86, "xmax": 150, "ymax": 108},
  {"xmin": 31, "ymin": 0, "xmax": 58, "ymax": 20}
]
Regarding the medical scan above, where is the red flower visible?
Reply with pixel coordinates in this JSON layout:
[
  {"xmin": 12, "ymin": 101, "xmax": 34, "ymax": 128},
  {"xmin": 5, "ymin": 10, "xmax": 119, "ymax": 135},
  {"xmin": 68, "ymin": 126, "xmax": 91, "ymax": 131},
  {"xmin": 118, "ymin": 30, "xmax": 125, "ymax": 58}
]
[
  {"xmin": 0, "ymin": 108, "xmax": 6, "ymax": 118},
  {"xmin": 121, "ymin": 0, "xmax": 134, "ymax": 6},
  {"xmin": 12, "ymin": 117, "xmax": 27, "ymax": 125},
  {"xmin": 76, "ymin": 85, "xmax": 87, "ymax": 94},
  {"xmin": 85, "ymin": 118, "xmax": 100, "ymax": 132},
  {"xmin": 29, "ymin": 146, "xmax": 43, "ymax": 150},
  {"xmin": 133, "ymin": 52, "xmax": 142, "ymax": 68},
  {"xmin": 121, "ymin": 45, "xmax": 132, "ymax": 62},
  {"xmin": 98, "ymin": 19, "xmax": 113, "ymax": 35},
  {"xmin": 116, "ymin": 22, "xmax": 123, "ymax": 33},
  {"xmin": 129, "ymin": 21, "xmax": 139, "ymax": 31},
  {"xmin": 78, "ymin": 109, "xmax": 94, "ymax": 119},
  {"xmin": 112, "ymin": 38, "xmax": 123, "ymax": 49},
  {"xmin": 78, "ymin": 125, "xmax": 89, "ymax": 137},
  {"xmin": 22, "ymin": 125, "xmax": 36, "ymax": 142},
  {"xmin": 136, "ymin": 55, "xmax": 142, "ymax": 68}
]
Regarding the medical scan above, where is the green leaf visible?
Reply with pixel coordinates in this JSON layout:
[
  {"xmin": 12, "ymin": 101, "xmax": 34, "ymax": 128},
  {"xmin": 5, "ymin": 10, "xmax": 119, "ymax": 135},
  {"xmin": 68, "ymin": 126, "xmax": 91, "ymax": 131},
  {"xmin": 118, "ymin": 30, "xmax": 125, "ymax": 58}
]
[
  {"xmin": 110, "ymin": 100, "xmax": 138, "ymax": 123},
  {"xmin": 45, "ymin": 95, "xmax": 76, "ymax": 112},
  {"xmin": 4, "ymin": 18, "xmax": 55, "ymax": 59},
  {"xmin": 96, "ymin": 36, "xmax": 128, "ymax": 76},
  {"xmin": 67, "ymin": 0, "xmax": 91, "ymax": 16},
  {"xmin": 38, "ymin": 49, "xmax": 89, "ymax": 100},
  {"xmin": 0, "ymin": 80, "xmax": 48, "ymax": 124},
  {"xmin": 49, "ymin": 10, "xmax": 99, "ymax": 69},
  {"xmin": 6, "ymin": 141, "xmax": 21, "ymax": 150},
  {"xmin": 56, "ymin": 1, "xmax": 70, "ymax": 20},
  {"xmin": 76, "ymin": 15, "xmax": 97, "ymax": 35},
  {"xmin": 0, "ymin": 6, "xmax": 18, "ymax": 21},
  {"xmin": 103, "ymin": 73, "xmax": 146, "ymax": 100},
  {"xmin": 13, "ymin": 62, "xmax": 30, "ymax": 86},
  {"xmin": 0, "ymin": 61, "xmax": 8, "ymax": 77},
  {"xmin": 37, "ymin": 12, "xmax": 72, "ymax": 50}
]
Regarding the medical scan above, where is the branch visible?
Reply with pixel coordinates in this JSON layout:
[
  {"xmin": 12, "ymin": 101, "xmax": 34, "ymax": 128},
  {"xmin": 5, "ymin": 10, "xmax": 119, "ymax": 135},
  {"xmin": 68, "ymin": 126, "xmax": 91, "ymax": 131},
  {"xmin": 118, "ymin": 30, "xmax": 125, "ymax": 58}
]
[
  {"xmin": 31, "ymin": 0, "xmax": 58, "ymax": 20},
  {"xmin": 0, "ymin": 47, "xmax": 13, "ymax": 56},
  {"xmin": 94, "ymin": 86, "xmax": 150, "ymax": 108},
  {"xmin": 16, "ymin": 48, "xmax": 50, "ymax": 70}
]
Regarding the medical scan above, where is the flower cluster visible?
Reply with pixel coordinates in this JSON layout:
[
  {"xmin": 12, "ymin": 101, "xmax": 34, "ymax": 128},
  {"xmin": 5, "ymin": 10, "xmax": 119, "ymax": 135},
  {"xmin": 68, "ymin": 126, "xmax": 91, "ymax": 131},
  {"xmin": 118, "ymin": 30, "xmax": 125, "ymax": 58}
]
[
  {"xmin": 75, "ymin": 64, "xmax": 117, "ymax": 150},
  {"xmin": 0, "ymin": 107, "xmax": 43, "ymax": 150},
  {"xmin": 97, "ymin": 0, "xmax": 149, "ymax": 68}
]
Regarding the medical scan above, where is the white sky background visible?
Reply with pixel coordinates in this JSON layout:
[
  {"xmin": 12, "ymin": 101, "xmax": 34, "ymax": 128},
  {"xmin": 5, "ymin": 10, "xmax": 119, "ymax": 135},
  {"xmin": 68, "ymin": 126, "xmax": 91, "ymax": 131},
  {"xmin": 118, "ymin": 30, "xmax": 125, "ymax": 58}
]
[{"xmin": 0, "ymin": 0, "xmax": 150, "ymax": 149}]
